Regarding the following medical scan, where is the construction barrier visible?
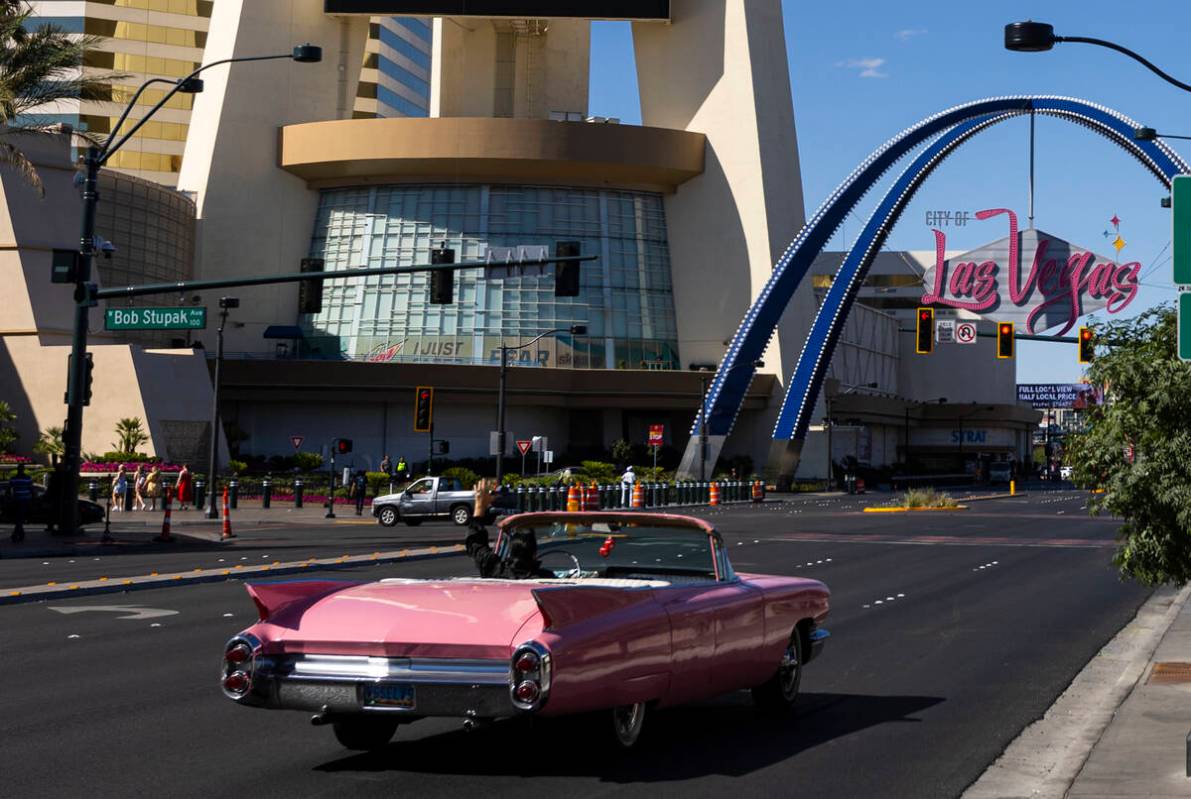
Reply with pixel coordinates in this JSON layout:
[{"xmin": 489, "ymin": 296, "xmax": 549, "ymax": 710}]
[
  {"xmin": 566, "ymin": 484, "xmax": 580, "ymax": 512},
  {"xmin": 154, "ymin": 486, "xmax": 174, "ymax": 543},
  {"xmin": 221, "ymin": 485, "xmax": 235, "ymax": 539},
  {"xmin": 630, "ymin": 482, "xmax": 644, "ymax": 508},
  {"xmin": 752, "ymin": 480, "xmax": 765, "ymax": 502},
  {"xmin": 709, "ymin": 482, "xmax": 720, "ymax": 506}
]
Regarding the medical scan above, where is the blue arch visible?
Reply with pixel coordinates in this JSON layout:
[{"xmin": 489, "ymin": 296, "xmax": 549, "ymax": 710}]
[{"xmin": 688, "ymin": 96, "xmax": 1188, "ymax": 474}]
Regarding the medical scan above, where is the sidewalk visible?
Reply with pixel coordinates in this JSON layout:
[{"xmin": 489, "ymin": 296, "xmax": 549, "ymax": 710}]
[
  {"xmin": 964, "ymin": 585, "xmax": 1191, "ymax": 798},
  {"xmin": 1067, "ymin": 587, "xmax": 1191, "ymax": 797}
]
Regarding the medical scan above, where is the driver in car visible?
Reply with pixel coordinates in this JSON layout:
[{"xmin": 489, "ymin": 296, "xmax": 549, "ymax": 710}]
[{"xmin": 464, "ymin": 520, "xmax": 553, "ymax": 579}]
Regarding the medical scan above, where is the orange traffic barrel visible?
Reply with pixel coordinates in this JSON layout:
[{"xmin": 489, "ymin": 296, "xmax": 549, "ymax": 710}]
[
  {"xmin": 566, "ymin": 484, "xmax": 580, "ymax": 512},
  {"xmin": 631, "ymin": 483, "xmax": 644, "ymax": 508},
  {"xmin": 709, "ymin": 482, "xmax": 720, "ymax": 506}
]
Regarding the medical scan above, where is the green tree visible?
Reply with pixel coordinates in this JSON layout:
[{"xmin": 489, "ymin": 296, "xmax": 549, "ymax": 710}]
[
  {"xmin": 0, "ymin": 399, "xmax": 18, "ymax": 452},
  {"xmin": 112, "ymin": 417, "xmax": 148, "ymax": 454},
  {"xmin": 1065, "ymin": 306, "xmax": 1191, "ymax": 585},
  {"xmin": 0, "ymin": 2, "xmax": 112, "ymax": 195},
  {"xmin": 32, "ymin": 424, "xmax": 63, "ymax": 457}
]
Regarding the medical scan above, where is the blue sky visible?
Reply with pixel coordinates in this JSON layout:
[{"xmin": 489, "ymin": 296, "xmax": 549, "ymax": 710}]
[{"xmin": 588, "ymin": 2, "xmax": 1190, "ymax": 384}]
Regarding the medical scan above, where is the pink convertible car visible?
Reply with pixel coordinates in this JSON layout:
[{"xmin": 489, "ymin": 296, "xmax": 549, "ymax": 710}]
[{"xmin": 220, "ymin": 512, "xmax": 830, "ymax": 750}]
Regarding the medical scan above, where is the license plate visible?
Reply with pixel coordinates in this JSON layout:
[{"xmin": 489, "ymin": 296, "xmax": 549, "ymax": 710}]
[{"xmin": 361, "ymin": 683, "xmax": 415, "ymax": 709}]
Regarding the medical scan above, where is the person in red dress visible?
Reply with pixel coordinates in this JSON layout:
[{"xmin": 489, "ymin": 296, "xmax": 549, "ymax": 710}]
[{"xmin": 175, "ymin": 464, "xmax": 193, "ymax": 510}]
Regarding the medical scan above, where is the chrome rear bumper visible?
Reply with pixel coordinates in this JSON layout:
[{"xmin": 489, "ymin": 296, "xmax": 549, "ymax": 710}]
[{"xmin": 231, "ymin": 654, "xmax": 519, "ymax": 718}]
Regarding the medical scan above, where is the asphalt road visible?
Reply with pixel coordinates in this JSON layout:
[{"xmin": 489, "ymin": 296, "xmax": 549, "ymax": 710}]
[{"xmin": 0, "ymin": 491, "xmax": 1148, "ymax": 798}]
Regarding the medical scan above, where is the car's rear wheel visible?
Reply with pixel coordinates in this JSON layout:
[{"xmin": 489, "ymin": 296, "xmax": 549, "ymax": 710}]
[
  {"xmin": 610, "ymin": 702, "xmax": 646, "ymax": 749},
  {"xmin": 752, "ymin": 626, "xmax": 804, "ymax": 714},
  {"xmin": 377, "ymin": 506, "xmax": 398, "ymax": 527},
  {"xmin": 451, "ymin": 505, "xmax": 472, "ymax": 526},
  {"xmin": 332, "ymin": 717, "xmax": 399, "ymax": 750}
]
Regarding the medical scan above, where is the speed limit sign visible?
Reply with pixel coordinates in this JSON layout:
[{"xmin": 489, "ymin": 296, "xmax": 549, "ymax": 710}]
[{"xmin": 955, "ymin": 321, "xmax": 978, "ymax": 345}]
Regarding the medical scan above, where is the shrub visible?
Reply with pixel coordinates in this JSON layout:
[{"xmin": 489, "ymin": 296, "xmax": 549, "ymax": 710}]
[
  {"xmin": 227, "ymin": 459, "xmax": 247, "ymax": 475},
  {"xmin": 441, "ymin": 466, "xmax": 480, "ymax": 489},
  {"xmin": 898, "ymin": 488, "xmax": 958, "ymax": 509},
  {"xmin": 293, "ymin": 451, "xmax": 323, "ymax": 471},
  {"xmin": 99, "ymin": 451, "xmax": 158, "ymax": 463},
  {"xmin": 579, "ymin": 460, "xmax": 618, "ymax": 482}
]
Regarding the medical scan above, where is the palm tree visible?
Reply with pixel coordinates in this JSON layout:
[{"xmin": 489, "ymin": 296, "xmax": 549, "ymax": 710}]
[
  {"xmin": 0, "ymin": 1, "xmax": 113, "ymax": 195},
  {"xmin": 32, "ymin": 424, "xmax": 63, "ymax": 457},
  {"xmin": 0, "ymin": 399, "xmax": 17, "ymax": 453},
  {"xmin": 112, "ymin": 417, "xmax": 148, "ymax": 454}
]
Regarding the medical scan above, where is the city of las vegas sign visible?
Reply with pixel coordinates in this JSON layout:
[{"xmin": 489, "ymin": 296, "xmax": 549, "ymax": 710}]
[{"xmin": 920, "ymin": 208, "xmax": 1139, "ymax": 335}]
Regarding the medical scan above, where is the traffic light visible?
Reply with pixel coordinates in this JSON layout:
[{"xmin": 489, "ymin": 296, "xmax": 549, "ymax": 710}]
[
  {"xmin": 65, "ymin": 352, "xmax": 94, "ymax": 406},
  {"xmin": 429, "ymin": 247, "xmax": 455, "ymax": 304},
  {"xmin": 554, "ymin": 240, "xmax": 581, "ymax": 297},
  {"xmin": 51, "ymin": 249, "xmax": 79, "ymax": 284},
  {"xmin": 414, "ymin": 386, "xmax": 433, "ymax": 432},
  {"xmin": 298, "ymin": 257, "xmax": 324, "ymax": 315},
  {"xmin": 997, "ymin": 322, "xmax": 1015, "ymax": 359},
  {"xmin": 915, "ymin": 307, "xmax": 934, "ymax": 354},
  {"xmin": 336, "ymin": 439, "xmax": 353, "ymax": 455},
  {"xmin": 1078, "ymin": 326, "xmax": 1095, "ymax": 364}
]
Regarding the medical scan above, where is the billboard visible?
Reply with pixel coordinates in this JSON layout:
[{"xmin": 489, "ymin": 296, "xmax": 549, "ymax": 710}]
[
  {"xmin": 1017, "ymin": 383, "xmax": 1101, "ymax": 409},
  {"xmin": 921, "ymin": 209, "xmax": 1140, "ymax": 336},
  {"xmin": 324, "ymin": 1, "xmax": 670, "ymax": 18}
]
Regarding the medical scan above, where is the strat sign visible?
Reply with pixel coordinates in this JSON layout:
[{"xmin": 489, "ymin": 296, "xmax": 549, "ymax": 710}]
[{"xmin": 922, "ymin": 209, "xmax": 1139, "ymax": 335}]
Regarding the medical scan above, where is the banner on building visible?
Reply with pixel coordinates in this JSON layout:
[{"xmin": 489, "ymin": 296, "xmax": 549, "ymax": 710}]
[{"xmin": 1016, "ymin": 383, "xmax": 1101, "ymax": 409}]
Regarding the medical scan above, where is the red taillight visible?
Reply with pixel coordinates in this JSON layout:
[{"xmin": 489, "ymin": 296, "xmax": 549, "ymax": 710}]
[
  {"xmin": 514, "ymin": 681, "xmax": 540, "ymax": 703},
  {"xmin": 225, "ymin": 643, "xmax": 252, "ymax": 664},
  {"xmin": 514, "ymin": 652, "xmax": 539, "ymax": 674},
  {"xmin": 223, "ymin": 671, "xmax": 250, "ymax": 694}
]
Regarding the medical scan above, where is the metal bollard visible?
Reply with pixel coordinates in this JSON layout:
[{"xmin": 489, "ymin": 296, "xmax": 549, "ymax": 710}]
[
  {"xmin": 229, "ymin": 478, "xmax": 239, "ymax": 509},
  {"xmin": 294, "ymin": 479, "xmax": 304, "ymax": 508},
  {"xmin": 195, "ymin": 479, "xmax": 206, "ymax": 511},
  {"xmin": 88, "ymin": 479, "xmax": 99, "ymax": 502},
  {"xmin": 262, "ymin": 477, "xmax": 272, "ymax": 509},
  {"xmin": 537, "ymin": 485, "xmax": 546, "ymax": 512},
  {"xmin": 516, "ymin": 485, "xmax": 526, "ymax": 513}
]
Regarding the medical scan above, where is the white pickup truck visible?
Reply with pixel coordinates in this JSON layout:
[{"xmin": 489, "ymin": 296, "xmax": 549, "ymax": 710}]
[{"xmin": 371, "ymin": 476, "xmax": 476, "ymax": 527}]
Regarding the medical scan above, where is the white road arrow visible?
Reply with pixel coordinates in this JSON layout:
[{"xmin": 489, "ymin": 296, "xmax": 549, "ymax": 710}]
[{"xmin": 50, "ymin": 605, "xmax": 179, "ymax": 620}]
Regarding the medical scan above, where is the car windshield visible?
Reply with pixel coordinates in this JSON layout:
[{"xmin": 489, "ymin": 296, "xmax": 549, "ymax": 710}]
[{"xmin": 499, "ymin": 518, "xmax": 724, "ymax": 582}]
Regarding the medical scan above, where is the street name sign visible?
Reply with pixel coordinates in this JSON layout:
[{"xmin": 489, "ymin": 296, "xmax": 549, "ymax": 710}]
[
  {"xmin": 1174, "ymin": 176, "xmax": 1191, "ymax": 284},
  {"xmin": 104, "ymin": 306, "xmax": 206, "ymax": 331},
  {"xmin": 1180, "ymin": 291, "xmax": 1191, "ymax": 362}
]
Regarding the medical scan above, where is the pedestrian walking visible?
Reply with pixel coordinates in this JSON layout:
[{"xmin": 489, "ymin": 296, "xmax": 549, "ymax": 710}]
[
  {"xmin": 132, "ymin": 464, "xmax": 147, "ymax": 511},
  {"xmin": 352, "ymin": 469, "xmax": 368, "ymax": 516},
  {"xmin": 146, "ymin": 467, "xmax": 162, "ymax": 511},
  {"xmin": 175, "ymin": 464, "xmax": 193, "ymax": 510},
  {"xmin": 112, "ymin": 466, "xmax": 128, "ymax": 511},
  {"xmin": 8, "ymin": 464, "xmax": 33, "ymax": 543},
  {"xmin": 620, "ymin": 464, "xmax": 636, "ymax": 506}
]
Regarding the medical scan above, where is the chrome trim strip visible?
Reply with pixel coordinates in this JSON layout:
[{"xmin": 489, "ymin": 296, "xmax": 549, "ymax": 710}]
[{"xmin": 279, "ymin": 655, "xmax": 511, "ymax": 685}]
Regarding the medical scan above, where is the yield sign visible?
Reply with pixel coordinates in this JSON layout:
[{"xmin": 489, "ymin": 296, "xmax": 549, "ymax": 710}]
[
  {"xmin": 516, "ymin": 440, "xmax": 533, "ymax": 456},
  {"xmin": 290, "ymin": 436, "xmax": 304, "ymax": 450}
]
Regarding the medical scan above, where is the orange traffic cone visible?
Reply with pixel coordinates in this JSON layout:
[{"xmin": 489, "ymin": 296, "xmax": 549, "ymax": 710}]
[
  {"xmin": 154, "ymin": 486, "xmax": 174, "ymax": 543},
  {"xmin": 567, "ymin": 484, "xmax": 580, "ymax": 512},
  {"xmin": 709, "ymin": 482, "xmax": 720, "ymax": 506},
  {"xmin": 752, "ymin": 480, "xmax": 764, "ymax": 502},
  {"xmin": 221, "ymin": 485, "xmax": 235, "ymax": 539},
  {"xmin": 631, "ymin": 483, "xmax": 644, "ymax": 509}
]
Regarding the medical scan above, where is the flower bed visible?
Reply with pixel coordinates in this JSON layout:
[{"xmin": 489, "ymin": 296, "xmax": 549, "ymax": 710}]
[
  {"xmin": 81, "ymin": 462, "xmax": 183, "ymax": 473},
  {"xmin": 0, "ymin": 454, "xmax": 34, "ymax": 464}
]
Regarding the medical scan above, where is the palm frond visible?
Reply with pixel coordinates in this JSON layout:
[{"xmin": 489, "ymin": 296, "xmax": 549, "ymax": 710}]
[{"xmin": 0, "ymin": 139, "xmax": 43, "ymax": 196}]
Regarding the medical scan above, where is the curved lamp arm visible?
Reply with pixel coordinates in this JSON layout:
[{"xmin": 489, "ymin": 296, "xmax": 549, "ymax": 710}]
[{"xmin": 1059, "ymin": 36, "xmax": 1191, "ymax": 94}]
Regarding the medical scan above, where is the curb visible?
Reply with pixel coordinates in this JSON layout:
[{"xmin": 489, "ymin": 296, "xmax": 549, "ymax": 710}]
[
  {"xmin": 0, "ymin": 544, "xmax": 466, "ymax": 606},
  {"xmin": 863, "ymin": 505, "xmax": 970, "ymax": 513},
  {"xmin": 962, "ymin": 583, "xmax": 1191, "ymax": 798}
]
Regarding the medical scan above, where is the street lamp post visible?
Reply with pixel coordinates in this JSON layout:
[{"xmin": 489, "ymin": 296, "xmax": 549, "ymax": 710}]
[
  {"xmin": 1004, "ymin": 21, "xmax": 1191, "ymax": 92},
  {"xmin": 205, "ymin": 297, "xmax": 238, "ymax": 518},
  {"xmin": 495, "ymin": 325, "xmax": 586, "ymax": 483},
  {"xmin": 59, "ymin": 43, "xmax": 322, "ymax": 535}
]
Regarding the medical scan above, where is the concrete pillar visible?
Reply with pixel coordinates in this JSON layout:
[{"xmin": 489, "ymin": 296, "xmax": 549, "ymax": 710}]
[{"xmin": 635, "ymin": 1, "xmax": 816, "ymax": 479}]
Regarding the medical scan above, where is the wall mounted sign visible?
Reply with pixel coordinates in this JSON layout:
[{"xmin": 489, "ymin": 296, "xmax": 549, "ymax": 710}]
[
  {"xmin": 922, "ymin": 208, "xmax": 1139, "ymax": 335},
  {"xmin": 1016, "ymin": 383, "xmax": 1101, "ymax": 409}
]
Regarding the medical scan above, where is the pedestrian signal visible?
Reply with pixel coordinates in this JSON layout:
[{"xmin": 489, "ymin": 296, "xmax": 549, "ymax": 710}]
[
  {"xmin": 429, "ymin": 247, "xmax": 455, "ymax": 304},
  {"xmin": 414, "ymin": 386, "xmax": 433, "ymax": 432},
  {"xmin": 336, "ymin": 439, "xmax": 353, "ymax": 455},
  {"xmin": 554, "ymin": 240, "xmax": 581, "ymax": 297},
  {"xmin": 298, "ymin": 257, "xmax": 324, "ymax": 315},
  {"xmin": 1078, "ymin": 326, "xmax": 1094, "ymax": 364},
  {"xmin": 997, "ymin": 322, "xmax": 1015, "ymax": 359},
  {"xmin": 916, "ymin": 307, "xmax": 934, "ymax": 354}
]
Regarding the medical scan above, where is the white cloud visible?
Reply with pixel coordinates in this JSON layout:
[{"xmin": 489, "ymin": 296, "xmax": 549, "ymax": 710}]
[
  {"xmin": 836, "ymin": 57, "xmax": 888, "ymax": 79},
  {"xmin": 895, "ymin": 28, "xmax": 927, "ymax": 41}
]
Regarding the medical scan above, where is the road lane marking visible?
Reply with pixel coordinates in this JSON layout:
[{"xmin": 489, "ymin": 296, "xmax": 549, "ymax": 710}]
[{"xmin": 50, "ymin": 605, "xmax": 178, "ymax": 620}]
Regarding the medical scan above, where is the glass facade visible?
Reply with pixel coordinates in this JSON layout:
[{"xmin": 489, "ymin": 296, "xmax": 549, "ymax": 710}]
[
  {"xmin": 355, "ymin": 17, "xmax": 432, "ymax": 119},
  {"xmin": 303, "ymin": 185, "xmax": 680, "ymax": 370}
]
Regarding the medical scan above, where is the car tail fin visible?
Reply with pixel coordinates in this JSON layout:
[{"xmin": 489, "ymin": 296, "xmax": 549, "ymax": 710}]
[
  {"xmin": 244, "ymin": 580, "xmax": 359, "ymax": 622},
  {"xmin": 530, "ymin": 586, "xmax": 654, "ymax": 631}
]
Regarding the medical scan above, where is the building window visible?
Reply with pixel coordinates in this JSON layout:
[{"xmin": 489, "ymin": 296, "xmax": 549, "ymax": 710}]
[{"xmin": 303, "ymin": 185, "xmax": 680, "ymax": 370}]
